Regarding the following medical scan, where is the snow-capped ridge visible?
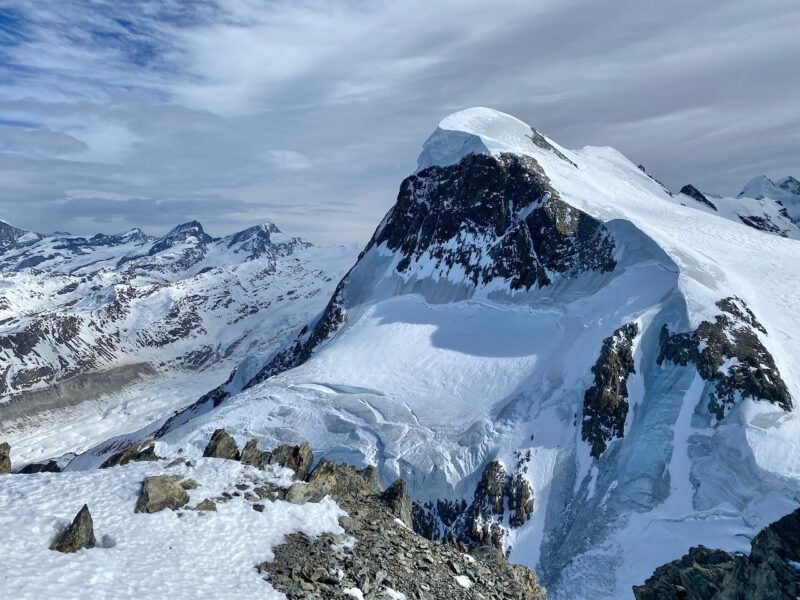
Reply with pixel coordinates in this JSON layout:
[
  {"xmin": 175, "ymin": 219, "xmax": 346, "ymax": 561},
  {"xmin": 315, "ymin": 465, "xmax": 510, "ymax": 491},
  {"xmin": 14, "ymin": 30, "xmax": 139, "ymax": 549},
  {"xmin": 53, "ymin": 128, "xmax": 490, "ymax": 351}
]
[{"xmin": 416, "ymin": 107, "xmax": 576, "ymax": 171}]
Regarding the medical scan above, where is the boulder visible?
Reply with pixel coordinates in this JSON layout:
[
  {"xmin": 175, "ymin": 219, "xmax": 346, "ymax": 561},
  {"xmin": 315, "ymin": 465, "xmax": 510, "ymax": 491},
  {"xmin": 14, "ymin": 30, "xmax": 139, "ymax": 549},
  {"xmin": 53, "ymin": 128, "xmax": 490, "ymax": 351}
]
[
  {"xmin": 100, "ymin": 439, "xmax": 160, "ymax": 469},
  {"xmin": 381, "ymin": 479, "xmax": 412, "ymax": 528},
  {"xmin": 135, "ymin": 475, "xmax": 190, "ymax": 513},
  {"xmin": 285, "ymin": 481, "xmax": 328, "ymax": 505},
  {"xmin": 269, "ymin": 442, "xmax": 314, "ymax": 480},
  {"xmin": 306, "ymin": 459, "xmax": 382, "ymax": 499},
  {"xmin": 0, "ymin": 441, "xmax": 10, "ymax": 474},
  {"xmin": 193, "ymin": 498, "xmax": 217, "ymax": 512},
  {"xmin": 286, "ymin": 460, "xmax": 382, "ymax": 505},
  {"xmin": 203, "ymin": 428, "xmax": 240, "ymax": 460},
  {"xmin": 240, "ymin": 439, "xmax": 268, "ymax": 469},
  {"xmin": 50, "ymin": 504, "xmax": 96, "ymax": 553}
]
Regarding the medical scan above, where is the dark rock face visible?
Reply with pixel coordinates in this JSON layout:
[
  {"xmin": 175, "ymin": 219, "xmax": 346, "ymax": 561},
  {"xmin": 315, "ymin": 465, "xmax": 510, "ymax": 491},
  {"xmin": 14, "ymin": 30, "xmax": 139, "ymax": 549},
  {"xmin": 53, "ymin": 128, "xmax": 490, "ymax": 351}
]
[
  {"xmin": 381, "ymin": 479, "xmax": 413, "ymax": 528},
  {"xmin": 637, "ymin": 164, "xmax": 674, "ymax": 196},
  {"xmin": 582, "ymin": 323, "xmax": 639, "ymax": 457},
  {"xmin": 262, "ymin": 459, "xmax": 546, "ymax": 600},
  {"xmin": 247, "ymin": 152, "xmax": 616, "ymax": 390},
  {"xmin": 0, "ymin": 220, "xmax": 42, "ymax": 253},
  {"xmin": 633, "ymin": 507, "xmax": 800, "ymax": 599},
  {"xmin": 377, "ymin": 153, "xmax": 615, "ymax": 290},
  {"xmin": 19, "ymin": 459, "xmax": 61, "ymax": 473},
  {"xmin": 680, "ymin": 184, "xmax": 718, "ymax": 211},
  {"xmin": 658, "ymin": 297, "xmax": 791, "ymax": 419},
  {"xmin": 737, "ymin": 214, "xmax": 789, "ymax": 237},
  {"xmin": 100, "ymin": 439, "xmax": 160, "ymax": 469},
  {"xmin": 134, "ymin": 475, "xmax": 190, "ymax": 513},
  {"xmin": 414, "ymin": 457, "xmax": 535, "ymax": 551},
  {"xmin": 203, "ymin": 428, "xmax": 240, "ymax": 460},
  {"xmin": 50, "ymin": 504, "xmax": 96, "ymax": 553},
  {"xmin": 0, "ymin": 441, "xmax": 10, "ymax": 474}
]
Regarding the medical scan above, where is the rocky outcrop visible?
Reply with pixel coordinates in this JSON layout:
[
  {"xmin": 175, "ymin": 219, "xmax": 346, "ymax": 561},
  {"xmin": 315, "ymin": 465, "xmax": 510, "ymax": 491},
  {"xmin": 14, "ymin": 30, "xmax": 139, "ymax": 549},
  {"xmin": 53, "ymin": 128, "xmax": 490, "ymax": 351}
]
[
  {"xmin": 680, "ymin": 184, "xmax": 718, "ymax": 211},
  {"xmin": 263, "ymin": 458, "xmax": 546, "ymax": 599},
  {"xmin": 284, "ymin": 460, "xmax": 383, "ymax": 507},
  {"xmin": 100, "ymin": 439, "xmax": 160, "ymax": 469},
  {"xmin": 134, "ymin": 475, "xmax": 190, "ymax": 513},
  {"xmin": 19, "ymin": 459, "xmax": 61, "ymax": 473},
  {"xmin": 658, "ymin": 297, "xmax": 791, "ymax": 419},
  {"xmin": 737, "ymin": 214, "xmax": 789, "ymax": 237},
  {"xmin": 382, "ymin": 479, "xmax": 413, "ymax": 528},
  {"xmin": 240, "ymin": 439, "xmax": 313, "ymax": 479},
  {"xmin": 582, "ymin": 323, "xmax": 639, "ymax": 457},
  {"xmin": 267, "ymin": 442, "xmax": 314, "ymax": 480},
  {"xmin": 203, "ymin": 428, "xmax": 240, "ymax": 460},
  {"xmin": 633, "ymin": 507, "xmax": 800, "ymax": 599},
  {"xmin": 245, "ymin": 152, "xmax": 616, "ymax": 389},
  {"xmin": 414, "ymin": 457, "xmax": 535, "ymax": 551},
  {"xmin": 0, "ymin": 441, "xmax": 10, "ymax": 474},
  {"xmin": 50, "ymin": 504, "xmax": 96, "ymax": 553},
  {"xmin": 376, "ymin": 153, "xmax": 616, "ymax": 290}
]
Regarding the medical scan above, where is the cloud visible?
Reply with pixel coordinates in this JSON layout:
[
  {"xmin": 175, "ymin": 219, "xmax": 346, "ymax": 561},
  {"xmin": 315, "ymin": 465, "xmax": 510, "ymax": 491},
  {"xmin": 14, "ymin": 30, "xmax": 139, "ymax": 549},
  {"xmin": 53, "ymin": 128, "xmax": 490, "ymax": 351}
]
[
  {"xmin": 0, "ymin": 0, "xmax": 798, "ymax": 243},
  {"xmin": 0, "ymin": 126, "xmax": 88, "ymax": 156}
]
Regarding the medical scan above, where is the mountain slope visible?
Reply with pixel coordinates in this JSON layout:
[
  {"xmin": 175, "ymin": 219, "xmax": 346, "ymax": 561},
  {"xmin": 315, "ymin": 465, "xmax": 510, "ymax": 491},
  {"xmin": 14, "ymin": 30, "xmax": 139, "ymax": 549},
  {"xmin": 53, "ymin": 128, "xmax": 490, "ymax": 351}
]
[
  {"xmin": 674, "ymin": 178, "xmax": 800, "ymax": 239},
  {"xmin": 0, "ymin": 219, "xmax": 356, "ymax": 464},
  {"xmin": 55, "ymin": 108, "xmax": 800, "ymax": 599}
]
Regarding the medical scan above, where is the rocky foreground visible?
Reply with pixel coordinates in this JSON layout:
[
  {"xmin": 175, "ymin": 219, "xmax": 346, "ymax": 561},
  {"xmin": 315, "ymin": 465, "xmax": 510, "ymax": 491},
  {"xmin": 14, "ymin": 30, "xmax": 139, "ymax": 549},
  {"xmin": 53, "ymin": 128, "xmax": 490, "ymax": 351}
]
[{"xmin": 1, "ymin": 433, "xmax": 545, "ymax": 599}]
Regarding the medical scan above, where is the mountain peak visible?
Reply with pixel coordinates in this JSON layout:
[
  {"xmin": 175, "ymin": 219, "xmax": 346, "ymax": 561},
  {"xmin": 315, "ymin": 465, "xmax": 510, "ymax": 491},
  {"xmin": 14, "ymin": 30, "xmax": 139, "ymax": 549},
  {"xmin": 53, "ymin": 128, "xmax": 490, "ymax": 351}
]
[
  {"xmin": 165, "ymin": 220, "xmax": 207, "ymax": 237},
  {"xmin": 416, "ymin": 107, "xmax": 573, "ymax": 171},
  {"xmin": 777, "ymin": 176, "xmax": 800, "ymax": 195},
  {"xmin": 739, "ymin": 175, "xmax": 781, "ymax": 199},
  {"xmin": 147, "ymin": 220, "xmax": 213, "ymax": 256}
]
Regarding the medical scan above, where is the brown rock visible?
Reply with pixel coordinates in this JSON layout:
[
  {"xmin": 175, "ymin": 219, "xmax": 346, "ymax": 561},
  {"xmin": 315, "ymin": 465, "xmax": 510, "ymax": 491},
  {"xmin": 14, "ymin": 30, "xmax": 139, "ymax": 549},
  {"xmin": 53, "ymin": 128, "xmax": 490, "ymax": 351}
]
[
  {"xmin": 135, "ymin": 475, "xmax": 189, "ymax": 513},
  {"xmin": 50, "ymin": 504, "xmax": 96, "ymax": 553}
]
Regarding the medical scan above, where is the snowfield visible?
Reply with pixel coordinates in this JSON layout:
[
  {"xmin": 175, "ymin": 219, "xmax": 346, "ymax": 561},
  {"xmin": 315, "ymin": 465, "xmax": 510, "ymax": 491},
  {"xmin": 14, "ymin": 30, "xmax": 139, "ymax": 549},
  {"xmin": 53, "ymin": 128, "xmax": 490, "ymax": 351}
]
[{"xmin": 0, "ymin": 452, "xmax": 344, "ymax": 599}]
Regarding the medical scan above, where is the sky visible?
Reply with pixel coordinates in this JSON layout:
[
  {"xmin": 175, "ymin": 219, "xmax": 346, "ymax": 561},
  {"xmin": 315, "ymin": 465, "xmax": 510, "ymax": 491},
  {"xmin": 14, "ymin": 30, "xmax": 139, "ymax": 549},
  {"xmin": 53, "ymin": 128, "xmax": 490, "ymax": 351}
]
[{"xmin": 0, "ymin": 0, "xmax": 798, "ymax": 244}]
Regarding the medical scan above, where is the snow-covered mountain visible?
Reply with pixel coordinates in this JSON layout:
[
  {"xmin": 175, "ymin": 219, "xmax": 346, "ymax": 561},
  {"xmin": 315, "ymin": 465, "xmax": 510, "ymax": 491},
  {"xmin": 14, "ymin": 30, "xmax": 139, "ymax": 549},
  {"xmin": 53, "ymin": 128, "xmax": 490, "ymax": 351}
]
[
  {"xmin": 129, "ymin": 107, "xmax": 800, "ymax": 598},
  {"xmin": 4, "ymin": 107, "xmax": 799, "ymax": 599},
  {"xmin": 673, "ymin": 176, "xmax": 800, "ymax": 239},
  {"xmin": 0, "ymin": 219, "xmax": 356, "ymax": 462}
]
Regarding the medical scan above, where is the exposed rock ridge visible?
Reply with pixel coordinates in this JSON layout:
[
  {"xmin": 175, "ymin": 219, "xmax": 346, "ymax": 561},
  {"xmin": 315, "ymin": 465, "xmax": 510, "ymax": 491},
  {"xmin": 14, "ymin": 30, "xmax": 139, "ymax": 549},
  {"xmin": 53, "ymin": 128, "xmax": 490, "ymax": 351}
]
[
  {"xmin": 658, "ymin": 296, "xmax": 791, "ymax": 419},
  {"xmin": 737, "ymin": 213, "xmax": 789, "ymax": 237},
  {"xmin": 633, "ymin": 506, "xmax": 800, "ymax": 599},
  {"xmin": 582, "ymin": 322, "xmax": 639, "ymax": 458},
  {"xmin": 679, "ymin": 184, "xmax": 718, "ymax": 211},
  {"xmin": 269, "ymin": 455, "xmax": 545, "ymax": 599},
  {"xmin": 413, "ymin": 455, "xmax": 534, "ymax": 553}
]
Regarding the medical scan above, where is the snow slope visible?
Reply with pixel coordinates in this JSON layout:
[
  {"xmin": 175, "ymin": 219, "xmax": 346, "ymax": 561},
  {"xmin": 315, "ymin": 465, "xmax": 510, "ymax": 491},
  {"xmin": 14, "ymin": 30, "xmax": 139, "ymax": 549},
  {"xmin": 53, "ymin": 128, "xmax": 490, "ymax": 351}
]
[
  {"xmin": 24, "ymin": 108, "xmax": 800, "ymax": 599},
  {"xmin": 0, "ymin": 448, "xmax": 343, "ymax": 599}
]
